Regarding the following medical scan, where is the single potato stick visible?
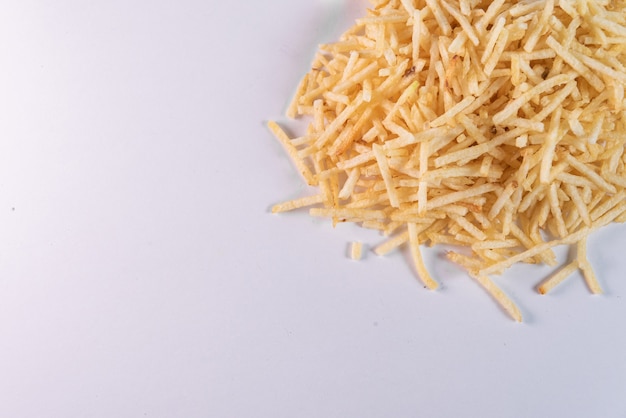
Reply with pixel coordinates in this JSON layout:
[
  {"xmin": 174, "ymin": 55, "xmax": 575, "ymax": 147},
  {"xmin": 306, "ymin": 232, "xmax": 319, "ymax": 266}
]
[
  {"xmin": 408, "ymin": 223, "xmax": 439, "ymax": 290},
  {"xmin": 350, "ymin": 241, "xmax": 363, "ymax": 260},
  {"xmin": 471, "ymin": 274, "xmax": 523, "ymax": 322},
  {"xmin": 537, "ymin": 261, "xmax": 579, "ymax": 294}
]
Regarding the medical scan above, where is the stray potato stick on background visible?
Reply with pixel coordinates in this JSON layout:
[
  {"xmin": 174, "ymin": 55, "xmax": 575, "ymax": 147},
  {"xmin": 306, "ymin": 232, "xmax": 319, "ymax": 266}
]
[{"xmin": 269, "ymin": 0, "xmax": 626, "ymax": 321}]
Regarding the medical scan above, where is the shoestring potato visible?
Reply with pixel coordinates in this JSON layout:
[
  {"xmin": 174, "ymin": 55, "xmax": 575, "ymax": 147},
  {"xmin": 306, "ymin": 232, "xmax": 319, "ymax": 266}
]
[{"xmin": 269, "ymin": 0, "xmax": 626, "ymax": 321}]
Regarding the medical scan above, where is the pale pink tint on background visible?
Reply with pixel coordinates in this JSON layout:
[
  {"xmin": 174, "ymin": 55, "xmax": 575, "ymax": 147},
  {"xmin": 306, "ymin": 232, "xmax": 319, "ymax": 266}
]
[{"xmin": 0, "ymin": 1, "xmax": 624, "ymax": 417}]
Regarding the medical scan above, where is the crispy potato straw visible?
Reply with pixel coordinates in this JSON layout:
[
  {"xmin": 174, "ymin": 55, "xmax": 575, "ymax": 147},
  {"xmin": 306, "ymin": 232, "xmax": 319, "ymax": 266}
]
[{"xmin": 270, "ymin": 0, "xmax": 626, "ymax": 321}]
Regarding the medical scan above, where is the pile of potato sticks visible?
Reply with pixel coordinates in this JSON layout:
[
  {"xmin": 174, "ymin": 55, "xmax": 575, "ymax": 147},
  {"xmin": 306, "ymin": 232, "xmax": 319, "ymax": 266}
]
[{"xmin": 269, "ymin": 0, "xmax": 626, "ymax": 321}]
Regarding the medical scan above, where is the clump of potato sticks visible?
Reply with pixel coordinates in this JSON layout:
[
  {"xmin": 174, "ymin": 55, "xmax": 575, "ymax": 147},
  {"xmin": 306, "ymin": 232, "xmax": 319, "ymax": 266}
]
[{"xmin": 269, "ymin": 0, "xmax": 626, "ymax": 321}]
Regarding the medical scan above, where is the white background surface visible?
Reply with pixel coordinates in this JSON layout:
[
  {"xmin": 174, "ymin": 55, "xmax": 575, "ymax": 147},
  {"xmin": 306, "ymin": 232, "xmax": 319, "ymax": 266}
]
[{"xmin": 0, "ymin": 1, "xmax": 625, "ymax": 417}]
